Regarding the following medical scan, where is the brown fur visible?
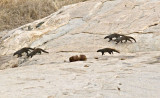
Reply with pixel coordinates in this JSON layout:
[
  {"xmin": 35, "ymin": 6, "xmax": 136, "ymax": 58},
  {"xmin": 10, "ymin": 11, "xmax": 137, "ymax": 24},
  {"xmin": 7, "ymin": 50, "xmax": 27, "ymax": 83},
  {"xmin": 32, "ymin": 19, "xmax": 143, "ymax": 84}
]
[
  {"xmin": 13, "ymin": 47, "xmax": 34, "ymax": 57},
  {"xmin": 114, "ymin": 35, "xmax": 136, "ymax": 44},
  {"xmin": 69, "ymin": 55, "xmax": 79, "ymax": 62},
  {"xmin": 79, "ymin": 54, "xmax": 87, "ymax": 61},
  {"xmin": 97, "ymin": 48, "xmax": 120, "ymax": 55},
  {"xmin": 27, "ymin": 48, "xmax": 49, "ymax": 58},
  {"xmin": 104, "ymin": 33, "xmax": 123, "ymax": 42}
]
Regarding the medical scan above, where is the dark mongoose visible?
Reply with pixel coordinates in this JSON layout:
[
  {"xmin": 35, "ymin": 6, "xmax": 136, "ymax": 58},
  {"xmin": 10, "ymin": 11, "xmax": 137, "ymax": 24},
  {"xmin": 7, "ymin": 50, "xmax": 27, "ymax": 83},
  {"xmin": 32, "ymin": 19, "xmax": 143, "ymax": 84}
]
[
  {"xmin": 97, "ymin": 48, "xmax": 120, "ymax": 55},
  {"xmin": 36, "ymin": 22, "xmax": 44, "ymax": 28},
  {"xmin": 27, "ymin": 48, "xmax": 49, "ymax": 58},
  {"xmin": 104, "ymin": 33, "xmax": 123, "ymax": 42},
  {"xmin": 28, "ymin": 25, "xmax": 33, "ymax": 31},
  {"xmin": 13, "ymin": 47, "xmax": 34, "ymax": 57},
  {"xmin": 114, "ymin": 35, "xmax": 136, "ymax": 44}
]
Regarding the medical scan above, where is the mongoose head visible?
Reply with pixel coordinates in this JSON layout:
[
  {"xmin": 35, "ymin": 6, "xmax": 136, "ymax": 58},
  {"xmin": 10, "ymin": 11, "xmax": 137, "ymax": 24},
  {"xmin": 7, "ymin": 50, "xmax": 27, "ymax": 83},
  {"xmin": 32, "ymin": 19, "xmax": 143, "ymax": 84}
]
[
  {"xmin": 97, "ymin": 50, "xmax": 101, "ymax": 52},
  {"xmin": 13, "ymin": 53, "xmax": 16, "ymax": 56}
]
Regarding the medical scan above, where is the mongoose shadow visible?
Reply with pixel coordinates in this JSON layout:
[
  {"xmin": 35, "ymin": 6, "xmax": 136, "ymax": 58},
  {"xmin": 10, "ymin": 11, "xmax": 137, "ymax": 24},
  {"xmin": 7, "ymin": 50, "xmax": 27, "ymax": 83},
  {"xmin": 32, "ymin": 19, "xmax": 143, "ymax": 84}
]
[
  {"xmin": 114, "ymin": 35, "xmax": 136, "ymax": 44},
  {"xmin": 104, "ymin": 33, "xmax": 123, "ymax": 42},
  {"xmin": 27, "ymin": 48, "xmax": 49, "ymax": 58},
  {"xmin": 97, "ymin": 48, "xmax": 120, "ymax": 55},
  {"xmin": 13, "ymin": 47, "xmax": 34, "ymax": 57}
]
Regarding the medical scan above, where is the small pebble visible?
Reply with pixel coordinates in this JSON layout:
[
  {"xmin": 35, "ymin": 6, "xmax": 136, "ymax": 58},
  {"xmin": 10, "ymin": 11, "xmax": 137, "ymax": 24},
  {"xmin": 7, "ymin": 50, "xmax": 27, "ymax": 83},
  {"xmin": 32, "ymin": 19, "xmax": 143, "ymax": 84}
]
[{"xmin": 84, "ymin": 65, "xmax": 89, "ymax": 67}]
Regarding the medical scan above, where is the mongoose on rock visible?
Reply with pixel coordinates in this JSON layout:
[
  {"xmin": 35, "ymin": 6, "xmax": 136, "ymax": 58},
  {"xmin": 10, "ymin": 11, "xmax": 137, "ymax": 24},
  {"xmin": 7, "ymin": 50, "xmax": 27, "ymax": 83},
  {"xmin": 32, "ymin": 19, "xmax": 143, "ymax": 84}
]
[
  {"xmin": 97, "ymin": 48, "xmax": 120, "ymax": 55},
  {"xmin": 69, "ymin": 55, "xmax": 79, "ymax": 62},
  {"xmin": 79, "ymin": 54, "xmax": 87, "ymax": 61},
  {"xmin": 104, "ymin": 33, "xmax": 123, "ymax": 42},
  {"xmin": 114, "ymin": 35, "xmax": 136, "ymax": 44},
  {"xmin": 69, "ymin": 55, "xmax": 87, "ymax": 62},
  {"xmin": 27, "ymin": 48, "xmax": 49, "ymax": 58},
  {"xmin": 13, "ymin": 47, "xmax": 34, "ymax": 57},
  {"xmin": 36, "ymin": 22, "xmax": 44, "ymax": 28}
]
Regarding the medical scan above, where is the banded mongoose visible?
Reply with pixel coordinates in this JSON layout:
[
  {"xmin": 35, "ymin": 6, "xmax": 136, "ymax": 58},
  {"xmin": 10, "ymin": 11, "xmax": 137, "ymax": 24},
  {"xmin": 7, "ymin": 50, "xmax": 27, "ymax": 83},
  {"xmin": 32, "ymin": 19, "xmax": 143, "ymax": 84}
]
[
  {"xmin": 13, "ymin": 47, "xmax": 34, "ymax": 57},
  {"xmin": 27, "ymin": 48, "xmax": 49, "ymax": 58},
  {"xmin": 114, "ymin": 35, "xmax": 136, "ymax": 44},
  {"xmin": 97, "ymin": 48, "xmax": 120, "ymax": 55}
]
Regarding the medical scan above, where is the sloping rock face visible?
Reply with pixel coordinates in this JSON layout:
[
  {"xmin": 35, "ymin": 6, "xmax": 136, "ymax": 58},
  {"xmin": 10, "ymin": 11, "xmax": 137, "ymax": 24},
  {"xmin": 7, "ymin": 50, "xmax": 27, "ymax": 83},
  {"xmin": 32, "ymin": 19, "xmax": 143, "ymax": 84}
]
[
  {"xmin": 0, "ymin": 51, "xmax": 160, "ymax": 98},
  {"xmin": 0, "ymin": 0, "xmax": 160, "ymax": 55},
  {"xmin": 0, "ymin": 0, "xmax": 160, "ymax": 98}
]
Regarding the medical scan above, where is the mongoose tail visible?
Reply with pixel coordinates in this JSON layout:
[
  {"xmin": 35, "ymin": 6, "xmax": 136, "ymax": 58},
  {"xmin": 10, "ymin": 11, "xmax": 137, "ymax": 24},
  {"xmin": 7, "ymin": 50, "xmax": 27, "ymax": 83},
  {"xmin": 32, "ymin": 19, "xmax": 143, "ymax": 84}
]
[
  {"xmin": 35, "ymin": 48, "xmax": 49, "ymax": 53},
  {"xmin": 104, "ymin": 48, "xmax": 120, "ymax": 54},
  {"xmin": 129, "ymin": 37, "xmax": 136, "ymax": 42},
  {"xmin": 113, "ymin": 49, "xmax": 120, "ymax": 53},
  {"xmin": 41, "ymin": 49, "xmax": 49, "ymax": 53}
]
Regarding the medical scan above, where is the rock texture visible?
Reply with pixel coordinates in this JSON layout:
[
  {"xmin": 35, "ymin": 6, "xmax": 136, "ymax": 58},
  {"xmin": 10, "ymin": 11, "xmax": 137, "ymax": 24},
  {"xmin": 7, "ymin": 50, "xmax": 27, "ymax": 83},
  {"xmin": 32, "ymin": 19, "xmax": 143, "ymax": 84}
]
[
  {"xmin": 0, "ymin": 0, "xmax": 160, "ymax": 55},
  {"xmin": 0, "ymin": 52, "xmax": 160, "ymax": 98},
  {"xmin": 0, "ymin": 0, "xmax": 160, "ymax": 98}
]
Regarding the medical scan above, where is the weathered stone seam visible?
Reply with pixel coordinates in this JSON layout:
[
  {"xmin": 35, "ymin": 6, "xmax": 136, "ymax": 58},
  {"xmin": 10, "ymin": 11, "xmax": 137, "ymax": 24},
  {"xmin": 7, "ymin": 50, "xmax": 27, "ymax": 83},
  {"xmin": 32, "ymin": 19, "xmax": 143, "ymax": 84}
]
[
  {"xmin": 71, "ymin": 32, "xmax": 107, "ymax": 35},
  {"xmin": 130, "ymin": 31, "xmax": 159, "ymax": 35},
  {"xmin": 31, "ymin": 17, "xmax": 86, "ymax": 47}
]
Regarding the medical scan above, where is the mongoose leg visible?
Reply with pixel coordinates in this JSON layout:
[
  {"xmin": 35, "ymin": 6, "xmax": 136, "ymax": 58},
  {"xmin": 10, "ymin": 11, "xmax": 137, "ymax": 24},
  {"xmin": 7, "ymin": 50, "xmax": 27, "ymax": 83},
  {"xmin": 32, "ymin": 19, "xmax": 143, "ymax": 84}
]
[
  {"xmin": 128, "ymin": 39, "xmax": 132, "ymax": 43},
  {"xmin": 108, "ymin": 38, "xmax": 112, "ymax": 42},
  {"xmin": 102, "ymin": 52, "xmax": 104, "ymax": 55}
]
